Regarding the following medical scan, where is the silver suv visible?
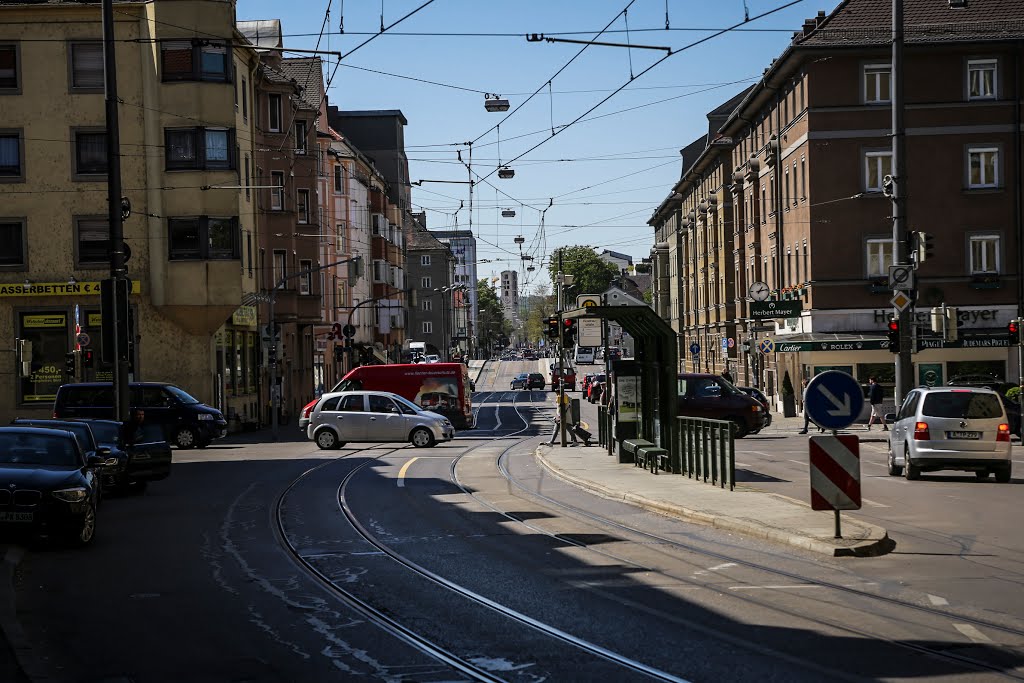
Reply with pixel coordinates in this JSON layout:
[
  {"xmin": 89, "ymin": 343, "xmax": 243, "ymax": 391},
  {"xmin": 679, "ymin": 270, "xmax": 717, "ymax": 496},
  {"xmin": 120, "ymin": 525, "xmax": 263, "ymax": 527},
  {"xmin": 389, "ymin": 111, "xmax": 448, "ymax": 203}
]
[
  {"xmin": 887, "ymin": 386, "xmax": 1012, "ymax": 482},
  {"xmin": 307, "ymin": 391, "xmax": 454, "ymax": 450}
]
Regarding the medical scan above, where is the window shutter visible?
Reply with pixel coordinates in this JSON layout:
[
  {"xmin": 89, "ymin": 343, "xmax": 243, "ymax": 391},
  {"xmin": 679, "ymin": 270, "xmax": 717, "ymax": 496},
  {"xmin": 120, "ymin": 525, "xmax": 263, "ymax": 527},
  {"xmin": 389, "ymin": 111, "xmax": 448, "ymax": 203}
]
[{"xmin": 72, "ymin": 43, "xmax": 104, "ymax": 89}]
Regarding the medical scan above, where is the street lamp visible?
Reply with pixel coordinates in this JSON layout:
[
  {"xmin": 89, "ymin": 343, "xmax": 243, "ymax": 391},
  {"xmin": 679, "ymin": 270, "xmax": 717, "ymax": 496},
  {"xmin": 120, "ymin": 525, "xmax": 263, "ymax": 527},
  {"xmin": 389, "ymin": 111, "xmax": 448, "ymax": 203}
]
[{"xmin": 484, "ymin": 93, "xmax": 510, "ymax": 112}]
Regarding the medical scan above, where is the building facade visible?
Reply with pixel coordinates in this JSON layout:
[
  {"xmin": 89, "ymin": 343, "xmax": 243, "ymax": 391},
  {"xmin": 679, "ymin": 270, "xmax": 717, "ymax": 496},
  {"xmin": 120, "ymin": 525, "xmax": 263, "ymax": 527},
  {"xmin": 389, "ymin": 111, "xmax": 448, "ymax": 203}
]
[
  {"xmin": 651, "ymin": 0, "xmax": 1024, "ymax": 408},
  {"xmin": 499, "ymin": 269, "xmax": 519, "ymax": 325},
  {"xmin": 406, "ymin": 213, "xmax": 456, "ymax": 359},
  {"xmin": 431, "ymin": 229, "xmax": 478, "ymax": 357},
  {"xmin": 0, "ymin": 0, "xmax": 262, "ymax": 426}
]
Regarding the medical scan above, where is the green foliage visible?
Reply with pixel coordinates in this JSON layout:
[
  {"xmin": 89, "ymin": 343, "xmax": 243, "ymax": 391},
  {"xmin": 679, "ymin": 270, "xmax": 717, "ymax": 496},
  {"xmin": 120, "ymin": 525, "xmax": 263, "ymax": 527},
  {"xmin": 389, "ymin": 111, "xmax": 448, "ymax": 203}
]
[
  {"xmin": 476, "ymin": 279, "xmax": 506, "ymax": 352},
  {"xmin": 1007, "ymin": 386, "xmax": 1021, "ymax": 404},
  {"xmin": 547, "ymin": 246, "xmax": 621, "ymax": 301}
]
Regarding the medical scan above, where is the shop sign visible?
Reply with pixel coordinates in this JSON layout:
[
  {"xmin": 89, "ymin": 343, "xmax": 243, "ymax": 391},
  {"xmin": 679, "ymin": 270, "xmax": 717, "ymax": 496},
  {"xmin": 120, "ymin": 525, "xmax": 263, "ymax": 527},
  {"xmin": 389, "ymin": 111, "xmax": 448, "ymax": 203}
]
[
  {"xmin": 751, "ymin": 300, "xmax": 802, "ymax": 319},
  {"xmin": 232, "ymin": 305, "xmax": 257, "ymax": 327},
  {"xmin": 23, "ymin": 314, "xmax": 67, "ymax": 328},
  {"xmin": 775, "ymin": 339, "xmax": 888, "ymax": 352},
  {"xmin": 87, "ymin": 313, "xmax": 102, "ymax": 326},
  {"xmin": 0, "ymin": 280, "xmax": 141, "ymax": 298},
  {"xmin": 916, "ymin": 337, "xmax": 1010, "ymax": 350}
]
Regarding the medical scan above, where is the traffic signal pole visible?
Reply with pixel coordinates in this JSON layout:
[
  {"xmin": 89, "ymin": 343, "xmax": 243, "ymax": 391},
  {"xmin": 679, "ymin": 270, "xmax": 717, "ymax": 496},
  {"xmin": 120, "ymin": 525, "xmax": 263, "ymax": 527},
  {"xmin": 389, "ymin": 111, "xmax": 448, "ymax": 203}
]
[
  {"xmin": 891, "ymin": 0, "xmax": 914, "ymax": 402},
  {"xmin": 557, "ymin": 250, "xmax": 567, "ymax": 447}
]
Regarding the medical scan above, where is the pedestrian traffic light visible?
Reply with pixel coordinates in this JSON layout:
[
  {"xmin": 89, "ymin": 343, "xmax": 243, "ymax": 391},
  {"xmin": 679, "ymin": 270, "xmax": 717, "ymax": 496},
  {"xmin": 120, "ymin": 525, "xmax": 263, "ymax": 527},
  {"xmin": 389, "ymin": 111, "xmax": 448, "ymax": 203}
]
[
  {"xmin": 81, "ymin": 348, "xmax": 94, "ymax": 368},
  {"xmin": 1009, "ymin": 320, "xmax": 1022, "ymax": 345},
  {"xmin": 563, "ymin": 318, "xmax": 577, "ymax": 344},
  {"xmin": 65, "ymin": 351, "xmax": 77, "ymax": 375},
  {"xmin": 545, "ymin": 316, "xmax": 560, "ymax": 339},
  {"xmin": 886, "ymin": 319, "xmax": 900, "ymax": 353},
  {"xmin": 913, "ymin": 231, "xmax": 935, "ymax": 264}
]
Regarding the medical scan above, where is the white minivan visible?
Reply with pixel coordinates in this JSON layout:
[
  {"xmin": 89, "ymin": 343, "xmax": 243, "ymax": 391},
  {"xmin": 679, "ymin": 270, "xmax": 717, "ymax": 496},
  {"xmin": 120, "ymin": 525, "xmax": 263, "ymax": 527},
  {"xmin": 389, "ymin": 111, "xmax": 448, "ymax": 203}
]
[{"xmin": 574, "ymin": 346, "xmax": 596, "ymax": 365}]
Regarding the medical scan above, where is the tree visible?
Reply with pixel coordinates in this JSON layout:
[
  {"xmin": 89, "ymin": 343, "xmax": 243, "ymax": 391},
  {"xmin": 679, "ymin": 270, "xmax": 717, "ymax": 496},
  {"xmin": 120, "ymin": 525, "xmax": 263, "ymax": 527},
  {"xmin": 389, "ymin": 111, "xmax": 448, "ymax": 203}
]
[
  {"xmin": 547, "ymin": 246, "xmax": 620, "ymax": 302},
  {"xmin": 476, "ymin": 278, "xmax": 508, "ymax": 354}
]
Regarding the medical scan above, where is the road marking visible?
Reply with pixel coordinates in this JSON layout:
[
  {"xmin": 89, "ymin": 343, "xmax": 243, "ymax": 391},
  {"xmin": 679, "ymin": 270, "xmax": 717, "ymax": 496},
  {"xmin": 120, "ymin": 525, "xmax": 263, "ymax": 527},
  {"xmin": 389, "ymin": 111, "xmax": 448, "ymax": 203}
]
[
  {"xmin": 397, "ymin": 457, "xmax": 419, "ymax": 488},
  {"xmin": 729, "ymin": 585, "xmax": 822, "ymax": 590},
  {"xmin": 788, "ymin": 459, "xmax": 805, "ymax": 465},
  {"xmin": 953, "ymin": 623, "xmax": 992, "ymax": 643},
  {"xmin": 735, "ymin": 462, "xmax": 752, "ymax": 467},
  {"xmin": 927, "ymin": 594, "xmax": 949, "ymax": 606},
  {"xmin": 695, "ymin": 562, "xmax": 737, "ymax": 575},
  {"xmin": 494, "ymin": 403, "xmax": 503, "ymax": 431},
  {"xmin": 861, "ymin": 498, "xmax": 890, "ymax": 508}
]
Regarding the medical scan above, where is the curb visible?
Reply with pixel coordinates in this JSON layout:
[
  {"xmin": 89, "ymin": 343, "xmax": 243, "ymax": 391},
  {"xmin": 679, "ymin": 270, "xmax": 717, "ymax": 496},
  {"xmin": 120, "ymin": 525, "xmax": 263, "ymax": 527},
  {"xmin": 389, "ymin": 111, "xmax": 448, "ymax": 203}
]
[{"xmin": 536, "ymin": 447, "xmax": 893, "ymax": 559}]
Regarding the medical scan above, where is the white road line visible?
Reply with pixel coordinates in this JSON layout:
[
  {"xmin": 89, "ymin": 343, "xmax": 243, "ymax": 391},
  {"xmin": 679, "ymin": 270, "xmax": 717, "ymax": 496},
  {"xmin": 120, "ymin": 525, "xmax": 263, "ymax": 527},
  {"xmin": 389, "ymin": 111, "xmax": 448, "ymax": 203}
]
[
  {"xmin": 861, "ymin": 498, "xmax": 890, "ymax": 508},
  {"xmin": 694, "ymin": 562, "xmax": 737, "ymax": 576},
  {"xmin": 927, "ymin": 594, "xmax": 949, "ymax": 606},
  {"xmin": 494, "ymin": 402, "xmax": 503, "ymax": 431},
  {"xmin": 729, "ymin": 585, "xmax": 822, "ymax": 591},
  {"xmin": 396, "ymin": 457, "xmax": 419, "ymax": 488},
  {"xmin": 734, "ymin": 462, "xmax": 752, "ymax": 467},
  {"xmin": 953, "ymin": 623, "xmax": 992, "ymax": 643},
  {"xmin": 788, "ymin": 459, "xmax": 806, "ymax": 466}
]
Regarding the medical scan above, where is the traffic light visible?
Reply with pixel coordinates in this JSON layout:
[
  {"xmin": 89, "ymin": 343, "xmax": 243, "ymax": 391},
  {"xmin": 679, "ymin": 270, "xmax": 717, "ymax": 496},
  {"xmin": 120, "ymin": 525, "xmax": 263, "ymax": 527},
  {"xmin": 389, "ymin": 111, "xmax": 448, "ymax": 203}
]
[
  {"xmin": 1009, "ymin": 320, "xmax": 1022, "ymax": 345},
  {"xmin": 545, "ymin": 316, "xmax": 560, "ymax": 339},
  {"xmin": 886, "ymin": 319, "xmax": 900, "ymax": 353},
  {"xmin": 741, "ymin": 339, "xmax": 752, "ymax": 354},
  {"xmin": 81, "ymin": 348, "xmax": 94, "ymax": 368},
  {"xmin": 65, "ymin": 351, "xmax": 77, "ymax": 375},
  {"xmin": 913, "ymin": 231, "xmax": 935, "ymax": 264},
  {"xmin": 562, "ymin": 318, "xmax": 577, "ymax": 344}
]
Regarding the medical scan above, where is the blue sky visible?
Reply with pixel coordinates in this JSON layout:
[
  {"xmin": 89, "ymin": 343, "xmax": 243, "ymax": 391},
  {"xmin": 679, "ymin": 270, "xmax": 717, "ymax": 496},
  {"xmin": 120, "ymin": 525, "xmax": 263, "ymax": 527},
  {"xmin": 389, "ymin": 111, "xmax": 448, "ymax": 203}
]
[{"xmin": 238, "ymin": 0, "xmax": 840, "ymax": 288}]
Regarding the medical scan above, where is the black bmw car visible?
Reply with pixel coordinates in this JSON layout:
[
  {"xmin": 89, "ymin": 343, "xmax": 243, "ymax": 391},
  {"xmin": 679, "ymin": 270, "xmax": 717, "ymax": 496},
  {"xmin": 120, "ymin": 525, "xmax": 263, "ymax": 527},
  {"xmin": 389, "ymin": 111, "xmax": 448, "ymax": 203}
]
[
  {"xmin": 0, "ymin": 427, "xmax": 109, "ymax": 546},
  {"xmin": 70, "ymin": 419, "xmax": 172, "ymax": 493},
  {"xmin": 12, "ymin": 419, "xmax": 128, "ymax": 493}
]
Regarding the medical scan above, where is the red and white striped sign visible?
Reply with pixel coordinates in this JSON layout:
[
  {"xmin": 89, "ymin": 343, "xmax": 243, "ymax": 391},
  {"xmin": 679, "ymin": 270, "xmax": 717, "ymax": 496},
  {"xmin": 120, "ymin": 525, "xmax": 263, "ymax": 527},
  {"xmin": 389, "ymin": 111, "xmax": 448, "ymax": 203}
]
[{"xmin": 808, "ymin": 435, "xmax": 861, "ymax": 511}]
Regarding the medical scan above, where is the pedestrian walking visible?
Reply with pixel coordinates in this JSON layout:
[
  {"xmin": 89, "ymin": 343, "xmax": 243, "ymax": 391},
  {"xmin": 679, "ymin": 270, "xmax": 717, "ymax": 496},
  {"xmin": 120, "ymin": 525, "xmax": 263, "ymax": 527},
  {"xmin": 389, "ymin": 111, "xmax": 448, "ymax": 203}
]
[
  {"xmin": 866, "ymin": 377, "xmax": 888, "ymax": 431},
  {"xmin": 722, "ymin": 369, "xmax": 734, "ymax": 384},
  {"xmin": 798, "ymin": 378, "xmax": 825, "ymax": 434}
]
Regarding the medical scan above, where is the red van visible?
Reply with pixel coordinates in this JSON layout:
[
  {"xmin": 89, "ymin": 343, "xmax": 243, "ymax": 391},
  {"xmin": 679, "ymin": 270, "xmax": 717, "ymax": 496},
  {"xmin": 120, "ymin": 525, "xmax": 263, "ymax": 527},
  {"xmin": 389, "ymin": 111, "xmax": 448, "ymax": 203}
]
[{"xmin": 332, "ymin": 363, "xmax": 475, "ymax": 429}]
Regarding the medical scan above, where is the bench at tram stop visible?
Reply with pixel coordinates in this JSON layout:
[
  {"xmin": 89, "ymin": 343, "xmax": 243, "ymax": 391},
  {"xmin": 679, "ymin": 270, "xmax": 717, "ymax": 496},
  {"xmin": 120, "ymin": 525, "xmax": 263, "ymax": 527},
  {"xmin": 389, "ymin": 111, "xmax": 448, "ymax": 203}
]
[{"xmin": 623, "ymin": 438, "xmax": 669, "ymax": 475}]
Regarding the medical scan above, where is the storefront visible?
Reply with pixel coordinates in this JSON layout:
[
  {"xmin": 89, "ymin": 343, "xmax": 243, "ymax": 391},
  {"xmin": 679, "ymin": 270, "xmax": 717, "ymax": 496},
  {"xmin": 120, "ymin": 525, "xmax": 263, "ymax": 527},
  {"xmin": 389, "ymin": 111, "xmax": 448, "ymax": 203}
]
[{"xmin": 213, "ymin": 305, "xmax": 259, "ymax": 430}]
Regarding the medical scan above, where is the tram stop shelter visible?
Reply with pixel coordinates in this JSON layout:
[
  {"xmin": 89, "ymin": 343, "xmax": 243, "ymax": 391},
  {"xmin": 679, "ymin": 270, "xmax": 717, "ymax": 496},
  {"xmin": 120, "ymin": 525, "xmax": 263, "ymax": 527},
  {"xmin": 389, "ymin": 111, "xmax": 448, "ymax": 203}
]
[{"xmin": 562, "ymin": 305, "xmax": 678, "ymax": 460}]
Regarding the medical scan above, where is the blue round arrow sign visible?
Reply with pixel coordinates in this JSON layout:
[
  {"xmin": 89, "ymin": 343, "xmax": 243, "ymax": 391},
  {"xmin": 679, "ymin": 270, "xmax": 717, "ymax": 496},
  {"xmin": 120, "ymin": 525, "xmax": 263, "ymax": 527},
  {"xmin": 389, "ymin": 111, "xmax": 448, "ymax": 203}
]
[{"xmin": 804, "ymin": 370, "xmax": 865, "ymax": 431}]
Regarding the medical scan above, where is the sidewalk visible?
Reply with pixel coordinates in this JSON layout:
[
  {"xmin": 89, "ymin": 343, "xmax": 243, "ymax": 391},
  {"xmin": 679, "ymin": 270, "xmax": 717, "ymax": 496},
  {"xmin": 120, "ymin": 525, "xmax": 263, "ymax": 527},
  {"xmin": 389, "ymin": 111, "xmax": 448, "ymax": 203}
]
[{"xmin": 540, "ymin": 397, "xmax": 894, "ymax": 559}]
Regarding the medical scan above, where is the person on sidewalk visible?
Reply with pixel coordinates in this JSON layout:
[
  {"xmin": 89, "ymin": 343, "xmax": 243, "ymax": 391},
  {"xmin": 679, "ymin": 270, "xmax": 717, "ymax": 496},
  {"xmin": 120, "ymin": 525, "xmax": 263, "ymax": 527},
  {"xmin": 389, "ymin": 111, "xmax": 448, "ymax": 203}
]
[
  {"xmin": 722, "ymin": 369, "xmax": 734, "ymax": 384},
  {"xmin": 798, "ymin": 378, "xmax": 825, "ymax": 434},
  {"xmin": 866, "ymin": 377, "xmax": 888, "ymax": 431},
  {"xmin": 549, "ymin": 393, "xmax": 578, "ymax": 446}
]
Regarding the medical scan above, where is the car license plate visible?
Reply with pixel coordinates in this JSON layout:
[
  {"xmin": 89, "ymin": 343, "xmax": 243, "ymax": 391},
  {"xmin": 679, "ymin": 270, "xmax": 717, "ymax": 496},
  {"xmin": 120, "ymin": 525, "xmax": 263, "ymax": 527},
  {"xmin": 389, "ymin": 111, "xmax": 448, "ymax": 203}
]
[
  {"xmin": 0, "ymin": 511, "xmax": 33, "ymax": 523},
  {"xmin": 947, "ymin": 431, "xmax": 981, "ymax": 440}
]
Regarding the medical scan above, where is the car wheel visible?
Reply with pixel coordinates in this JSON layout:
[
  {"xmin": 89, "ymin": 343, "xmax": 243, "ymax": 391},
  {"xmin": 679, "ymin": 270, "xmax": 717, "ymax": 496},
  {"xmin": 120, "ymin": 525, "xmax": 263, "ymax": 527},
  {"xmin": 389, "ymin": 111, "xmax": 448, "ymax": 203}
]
[
  {"xmin": 995, "ymin": 464, "xmax": 1012, "ymax": 483},
  {"xmin": 410, "ymin": 427, "xmax": 436, "ymax": 448},
  {"xmin": 315, "ymin": 429, "xmax": 342, "ymax": 450},
  {"xmin": 173, "ymin": 426, "xmax": 197, "ymax": 450},
  {"xmin": 903, "ymin": 451, "xmax": 920, "ymax": 480},
  {"xmin": 887, "ymin": 448, "xmax": 902, "ymax": 476},
  {"xmin": 128, "ymin": 480, "xmax": 148, "ymax": 495},
  {"xmin": 70, "ymin": 502, "xmax": 97, "ymax": 547},
  {"xmin": 727, "ymin": 418, "xmax": 748, "ymax": 439},
  {"xmin": 975, "ymin": 470, "xmax": 990, "ymax": 480}
]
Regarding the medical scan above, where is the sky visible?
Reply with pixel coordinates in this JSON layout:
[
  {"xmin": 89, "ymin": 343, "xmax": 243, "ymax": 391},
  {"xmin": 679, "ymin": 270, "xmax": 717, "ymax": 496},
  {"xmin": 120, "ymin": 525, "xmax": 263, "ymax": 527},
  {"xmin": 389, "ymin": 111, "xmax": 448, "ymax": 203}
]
[{"xmin": 238, "ymin": 0, "xmax": 842, "ymax": 289}]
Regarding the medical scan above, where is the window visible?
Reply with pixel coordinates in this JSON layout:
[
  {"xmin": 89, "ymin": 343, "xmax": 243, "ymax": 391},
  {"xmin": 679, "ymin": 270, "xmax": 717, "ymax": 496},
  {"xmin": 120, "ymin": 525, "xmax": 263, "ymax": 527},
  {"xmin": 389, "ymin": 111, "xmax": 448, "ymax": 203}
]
[
  {"xmin": 241, "ymin": 77, "xmax": 248, "ymax": 121},
  {"xmin": 421, "ymin": 276, "xmax": 432, "ymax": 288},
  {"xmin": 335, "ymin": 280, "xmax": 347, "ymax": 307},
  {"xmin": 268, "ymin": 93, "xmax": 282, "ymax": 132},
  {"xmin": 18, "ymin": 312, "xmax": 68, "ymax": 405},
  {"xmin": 968, "ymin": 59, "xmax": 997, "ymax": 100},
  {"xmin": 969, "ymin": 235, "xmax": 999, "ymax": 274},
  {"xmin": 866, "ymin": 238, "xmax": 895, "ymax": 277},
  {"xmin": 299, "ymin": 259, "xmax": 312, "ymax": 294},
  {"xmin": 270, "ymin": 171, "xmax": 284, "ymax": 210},
  {"xmin": 75, "ymin": 217, "xmax": 108, "ymax": 267},
  {"xmin": 334, "ymin": 165, "xmax": 345, "ymax": 193},
  {"xmin": 294, "ymin": 121, "xmax": 307, "ymax": 154},
  {"xmin": 165, "ymin": 127, "xmax": 234, "ymax": 170},
  {"xmin": 0, "ymin": 131, "xmax": 23, "ymax": 180},
  {"xmin": 784, "ymin": 166, "xmax": 790, "ymax": 207},
  {"xmin": 968, "ymin": 147, "xmax": 999, "ymax": 188},
  {"xmin": 864, "ymin": 151, "xmax": 893, "ymax": 192},
  {"xmin": 73, "ymin": 130, "xmax": 107, "ymax": 177},
  {"xmin": 864, "ymin": 63, "xmax": 891, "ymax": 104},
  {"xmin": 372, "ymin": 259, "xmax": 388, "ymax": 283},
  {"xmin": 420, "ymin": 255, "xmax": 431, "ymax": 266},
  {"xmin": 167, "ymin": 216, "xmax": 239, "ymax": 260},
  {"xmin": 243, "ymin": 155, "xmax": 250, "ymax": 200},
  {"xmin": 273, "ymin": 250, "xmax": 286, "ymax": 286},
  {"xmin": 69, "ymin": 42, "xmax": 103, "ymax": 91},
  {"xmin": 422, "ymin": 299, "xmax": 432, "ymax": 312},
  {"xmin": 422, "ymin": 321, "xmax": 433, "ymax": 334},
  {"xmin": 335, "ymin": 222, "xmax": 346, "ymax": 253},
  {"xmin": 800, "ymin": 156, "xmax": 806, "ymax": 199},
  {"xmin": 760, "ymin": 184, "xmax": 766, "ymax": 222},
  {"xmin": 0, "ymin": 220, "xmax": 26, "ymax": 269},
  {"xmin": 296, "ymin": 189, "xmax": 310, "ymax": 224},
  {"xmin": 0, "ymin": 44, "xmax": 19, "ymax": 91},
  {"xmin": 161, "ymin": 40, "xmax": 230, "ymax": 82},
  {"xmin": 791, "ymin": 161, "xmax": 798, "ymax": 206}
]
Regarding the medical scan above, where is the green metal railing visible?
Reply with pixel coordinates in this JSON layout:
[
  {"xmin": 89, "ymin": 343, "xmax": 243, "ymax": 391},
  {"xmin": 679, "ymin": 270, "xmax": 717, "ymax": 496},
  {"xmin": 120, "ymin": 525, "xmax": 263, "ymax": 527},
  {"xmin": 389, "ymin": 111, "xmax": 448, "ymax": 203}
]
[{"xmin": 677, "ymin": 417, "xmax": 735, "ymax": 490}]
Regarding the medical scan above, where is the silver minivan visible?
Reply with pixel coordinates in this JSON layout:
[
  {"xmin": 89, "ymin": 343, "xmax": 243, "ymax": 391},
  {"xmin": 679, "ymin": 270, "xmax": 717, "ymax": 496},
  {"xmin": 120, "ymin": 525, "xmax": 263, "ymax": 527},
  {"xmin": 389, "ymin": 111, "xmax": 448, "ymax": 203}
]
[
  {"xmin": 307, "ymin": 391, "xmax": 454, "ymax": 450},
  {"xmin": 887, "ymin": 386, "xmax": 1012, "ymax": 482}
]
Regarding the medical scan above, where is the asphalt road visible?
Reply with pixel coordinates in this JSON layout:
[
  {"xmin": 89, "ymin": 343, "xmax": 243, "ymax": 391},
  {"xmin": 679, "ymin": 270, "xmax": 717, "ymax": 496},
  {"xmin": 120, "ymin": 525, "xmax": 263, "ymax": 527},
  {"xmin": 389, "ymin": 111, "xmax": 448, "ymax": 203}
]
[{"xmin": 2, "ymin": 359, "xmax": 1023, "ymax": 681}]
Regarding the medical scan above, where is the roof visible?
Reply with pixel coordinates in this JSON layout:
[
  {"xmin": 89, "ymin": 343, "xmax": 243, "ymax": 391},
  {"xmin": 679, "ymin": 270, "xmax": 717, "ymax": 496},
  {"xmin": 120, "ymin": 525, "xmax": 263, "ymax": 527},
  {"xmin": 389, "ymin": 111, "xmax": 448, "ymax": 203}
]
[
  {"xmin": 797, "ymin": 0, "xmax": 1024, "ymax": 47},
  {"xmin": 237, "ymin": 20, "xmax": 283, "ymax": 51},
  {"xmin": 279, "ymin": 57, "xmax": 323, "ymax": 111},
  {"xmin": 334, "ymin": 110, "xmax": 409, "ymax": 125},
  {"xmin": 406, "ymin": 228, "xmax": 451, "ymax": 252}
]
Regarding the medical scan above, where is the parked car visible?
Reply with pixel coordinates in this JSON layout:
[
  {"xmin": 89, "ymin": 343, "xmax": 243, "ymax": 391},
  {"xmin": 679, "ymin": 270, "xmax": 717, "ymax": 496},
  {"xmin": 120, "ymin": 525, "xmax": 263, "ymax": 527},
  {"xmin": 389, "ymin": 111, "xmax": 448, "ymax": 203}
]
[
  {"xmin": 11, "ymin": 419, "xmax": 125, "ymax": 493},
  {"xmin": 677, "ymin": 373, "xmax": 766, "ymax": 438},
  {"xmin": 53, "ymin": 382, "xmax": 227, "ymax": 450},
  {"xmin": 69, "ymin": 419, "xmax": 172, "ymax": 493},
  {"xmin": 424, "ymin": 354, "xmax": 441, "ymax": 364},
  {"xmin": 510, "ymin": 373, "xmax": 530, "ymax": 390},
  {"xmin": 307, "ymin": 391, "xmax": 455, "ymax": 450},
  {"xmin": 736, "ymin": 386, "xmax": 773, "ymax": 430},
  {"xmin": 886, "ymin": 386, "xmax": 1012, "ymax": 482},
  {"xmin": 0, "ymin": 427, "xmax": 112, "ymax": 546}
]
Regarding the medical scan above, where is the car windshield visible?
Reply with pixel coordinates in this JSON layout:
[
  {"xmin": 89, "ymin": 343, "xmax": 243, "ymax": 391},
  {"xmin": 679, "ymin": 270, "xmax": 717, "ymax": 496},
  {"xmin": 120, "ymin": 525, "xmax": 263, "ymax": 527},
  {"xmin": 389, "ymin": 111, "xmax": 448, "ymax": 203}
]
[
  {"xmin": 0, "ymin": 433, "xmax": 79, "ymax": 466},
  {"xmin": 18, "ymin": 422, "xmax": 92, "ymax": 450},
  {"xmin": 165, "ymin": 386, "xmax": 200, "ymax": 404},
  {"xmin": 922, "ymin": 392, "xmax": 1003, "ymax": 419},
  {"xmin": 391, "ymin": 394, "xmax": 424, "ymax": 414}
]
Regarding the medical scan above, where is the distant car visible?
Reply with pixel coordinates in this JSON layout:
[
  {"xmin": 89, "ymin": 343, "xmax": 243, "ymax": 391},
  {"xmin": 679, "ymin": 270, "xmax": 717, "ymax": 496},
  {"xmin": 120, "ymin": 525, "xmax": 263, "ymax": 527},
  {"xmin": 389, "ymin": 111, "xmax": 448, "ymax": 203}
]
[
  {"xmin": 887, "ymin": 386, "xmax": 1011, "ymax": 482},
  {"xmin": 424, "ymin": 354, "xmax": 441, "ymax": 364},
  {"xmin": 527, "ymin": 373, "xmax": 545, "ymax": 389},
  {"xmin": 551, "ymin": 367, "xmax": 577, "ymax": 392},
  {"xmin": 510, "ymin": 373, "xmax": 530, "ymax": 390},
  {"xmin": 0, "ymin": 427, "xmax": 111, "ymax": 546},
  {"xmin": 307, "ymin": 391, "xmax": 454, "ymax": 450}
]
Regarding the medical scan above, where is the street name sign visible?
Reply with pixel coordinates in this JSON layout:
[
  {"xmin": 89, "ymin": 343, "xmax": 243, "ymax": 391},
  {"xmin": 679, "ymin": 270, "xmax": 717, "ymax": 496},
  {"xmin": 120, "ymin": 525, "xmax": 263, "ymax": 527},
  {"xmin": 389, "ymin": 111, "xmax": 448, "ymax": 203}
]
[
  {"xmin": 808, "ymin": 435, "xmax": 862, "ymax": 511},
  {"xmin": 805, "ymin": 370, "xmax": 864, "ymax": 431}
]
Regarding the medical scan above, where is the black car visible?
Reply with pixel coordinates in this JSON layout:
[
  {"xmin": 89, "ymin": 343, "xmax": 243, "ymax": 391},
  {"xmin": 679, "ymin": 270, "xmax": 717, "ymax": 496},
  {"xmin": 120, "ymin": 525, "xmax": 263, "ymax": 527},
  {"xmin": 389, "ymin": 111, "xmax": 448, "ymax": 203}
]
[
  {"xmin": 0, "ymin": 427, "xmax": 109, "ymax": 546},
  {"xmin": 12, "ymin": 419, "xmax": 127, "ymax": 493},
  {"xmin": 527, "ymin": 373, "xmax": 545, "ymax": 389},
  {"xmin": 52, "ymin": 382, "xmax": 227, "ymax": 449},
  {"xmin": 71, "ymin": 419, "xmax": 172, "ymax": 493}
]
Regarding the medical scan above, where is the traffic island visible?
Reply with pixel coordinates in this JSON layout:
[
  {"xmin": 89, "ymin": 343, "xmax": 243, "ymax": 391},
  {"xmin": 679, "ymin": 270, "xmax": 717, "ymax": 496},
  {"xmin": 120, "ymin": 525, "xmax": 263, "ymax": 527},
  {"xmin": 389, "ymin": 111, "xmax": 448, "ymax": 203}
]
[{"xmin": 536, "ymin": 444, "xmax": 893, "ymax": 558}]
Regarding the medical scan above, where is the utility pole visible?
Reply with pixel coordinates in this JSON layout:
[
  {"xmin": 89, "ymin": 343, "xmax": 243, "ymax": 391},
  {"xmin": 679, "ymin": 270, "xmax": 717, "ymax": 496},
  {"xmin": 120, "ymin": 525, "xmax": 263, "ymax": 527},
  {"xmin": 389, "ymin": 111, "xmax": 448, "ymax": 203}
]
[
  {"xmin": 892, "ymin": 0, "xmax": 914, "ymax": 402},
  {"xmin": 557, "ymin": 249, "xmax": 567, "ymax": 447},
  {"xmin": 102, "ymin": 0, "xmax": 130, "ymax": 422}
]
